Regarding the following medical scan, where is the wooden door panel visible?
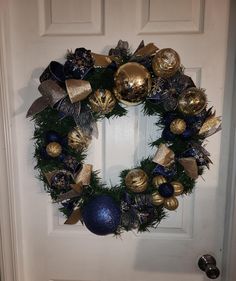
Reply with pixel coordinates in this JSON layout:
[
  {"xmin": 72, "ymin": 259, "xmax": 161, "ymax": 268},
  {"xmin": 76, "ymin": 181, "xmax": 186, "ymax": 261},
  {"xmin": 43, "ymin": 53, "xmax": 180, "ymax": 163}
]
[{"xmin": 7, "ymin": 0, "xmax": 229, "ymax": 280}]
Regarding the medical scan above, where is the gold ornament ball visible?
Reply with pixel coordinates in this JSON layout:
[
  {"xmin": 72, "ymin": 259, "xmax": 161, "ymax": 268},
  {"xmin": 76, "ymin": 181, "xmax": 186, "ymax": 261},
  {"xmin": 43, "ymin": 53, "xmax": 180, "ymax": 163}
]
[
  {"xmin": 178, "ymin": 87, "xmax": 207, "ymax": 116},
  {"xmin": 151, "ymin": 191, "xmax": 165, "ymax": 206},
  {"xmin": 152, "ymin": 48, "xmax": 181, "ymax": 78},
  {"xmin": 125, "ymin": 168, "xmax": 148, "ymax": 193},
  {"xmin": 152, "ymin": 175, "xmax": 167, "ymax": 188},
  {"xmin": 67, "ymin": 127, "xmax": 91, "ymax": 151},
  {"xmin": 89, "ymin": 89, "xmax": 116, "ymax": 114},
  {"xmin": 170, "ymin": 119, "xmax": 186, "ymax": 135},
  {"xmin": 171, "ymin": 181, "xmax": 184, "ymax": 196},
  {"xmin": 164, "ymin": 197, "xmax": 179, "ymax": 210},
  {"xmin": 114, "ymin": 62, "xmax": 151, "ymax": 105},
  {"xmin": 46, "ymin": 142, "xmax": 62, "ymax": 158}
]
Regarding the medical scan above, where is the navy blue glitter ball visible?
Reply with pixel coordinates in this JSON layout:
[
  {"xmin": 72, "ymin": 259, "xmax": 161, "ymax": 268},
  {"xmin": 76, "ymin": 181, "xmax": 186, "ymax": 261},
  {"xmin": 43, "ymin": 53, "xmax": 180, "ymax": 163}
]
[
  {"xmin": 158, "ymin": 183, "xmax": 174, "ymax": 198},
  {"xmin": 82, "ymin": 195, "xmax": 121, "ymax": 236}
]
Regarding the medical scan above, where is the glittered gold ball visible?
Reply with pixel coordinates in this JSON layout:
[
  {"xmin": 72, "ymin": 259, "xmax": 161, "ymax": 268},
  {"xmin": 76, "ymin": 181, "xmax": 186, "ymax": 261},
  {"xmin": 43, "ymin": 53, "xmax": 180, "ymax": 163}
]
[
  {"xmin": 67, "ymin": 127, "xmax": 91, "ymax": 151},
  {"xmin": 46, "ymin": 142, "xmax": 62, "ymax": 157},
  {"xmin": 114, "ymin": 62, "xmax": 151, "ymax": 105},
  {"xmin": 178, "ymin": 87, "xmax": 207, "ymax": 116},
  {"xmin": 125, "ymin": 168, "xmax": 148, "ymax": 193},
  {"xmin": 152, "ymin": 48, "xmax": 181, "ymax": 78},
  {"xmin": 89, "ymin": 89, "xmax": 116, "ymax": 114},
  {"xmin": 151, "ymin": 191, "xmax": 165, "ymax": 206},
  {"xmin": 170, "ymin": 119, "xmax": 186, "ymax": 135},
  {"xmin": 152, "ymin": 175, "xmax": 167, "ymax": 188},
  {"xmin": 164, "ymin": 197, "xmax": 179, "ymax": 210},
  {"xmin": 171, "ymin": 181, "xmax": 184, "ymax": 196}
]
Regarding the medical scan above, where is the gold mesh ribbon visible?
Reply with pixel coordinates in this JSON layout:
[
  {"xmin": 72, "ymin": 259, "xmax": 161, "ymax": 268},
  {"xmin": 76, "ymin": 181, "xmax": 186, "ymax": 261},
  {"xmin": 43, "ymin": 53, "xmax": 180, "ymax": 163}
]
[
  {"xmin": 152, "ymin": 143, "xmax": 175, "ymax": 167},
  {"xmin": 65, "ymin": 79, "xmax": 92, "ymax": 103},
  {"xmin": 178, "ymin": 157, "xmax": 198, "ymax": 179},
  {"xmin": 92, "ymin": 53, "xmax": 113, "ymax": 67},
  {"xmin": 133, "ymin": 43, "xmax": 159, "ymax": 57}
]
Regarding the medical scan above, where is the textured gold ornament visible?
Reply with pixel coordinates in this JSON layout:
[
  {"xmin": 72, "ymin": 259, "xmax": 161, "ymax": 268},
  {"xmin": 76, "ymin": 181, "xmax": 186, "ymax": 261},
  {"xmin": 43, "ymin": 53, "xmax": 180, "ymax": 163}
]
[
  {"xmin": 178, "ymin": 87, "xmax": 207, "ymax": 116},
  {"xmin": 125, "ymin": 168, "xmax": 148, "ymax": 193},
  {"xmin": 170, "ymin": 119, "xmax": 186, "ymax": 135},
  {"xmin": 152, "ymin": 175, "xmax": 167, "ymax": 188},
  {"xmin": 151, "ymin": 191, "xmax": 165, "ymax": 206},
  {"xmin": 152, "ymin": 48, "xmax": 180, "ymax": 78},
  {"xmin": 152, "ymin": 143, "xmax": 175, "ymax": 167},
  {"xmin": 89, "ymin": 89, "xmax": 116, "ymax": 114},
  {"xmin": 46, "ymin": 142, "xmax": 62, "ymax": 157},
  {"xmin": 68, "ymin": 127, "xmax": 91, "ymax": 151},
  {"xmin": 171, "ymin": 181, "xmax": 184, "ymax": 196},
  {"xmin": 114, "ymin": 62, "xmax": 151, "ymax": 105},
  {"xmin": 164, "ymin": 197, "xmax": 179, "ymax": 210}
]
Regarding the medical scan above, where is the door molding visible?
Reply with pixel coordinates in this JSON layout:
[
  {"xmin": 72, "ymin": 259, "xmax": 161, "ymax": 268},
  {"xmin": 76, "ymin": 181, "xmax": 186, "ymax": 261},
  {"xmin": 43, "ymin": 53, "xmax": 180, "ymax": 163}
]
[
  {"xmin": 0, "ymin": 1, "xmax": 22, "ymax": 281},
  {"xmin": 222, "ymin": 1, "xmax": 236, "ymax": 280}
]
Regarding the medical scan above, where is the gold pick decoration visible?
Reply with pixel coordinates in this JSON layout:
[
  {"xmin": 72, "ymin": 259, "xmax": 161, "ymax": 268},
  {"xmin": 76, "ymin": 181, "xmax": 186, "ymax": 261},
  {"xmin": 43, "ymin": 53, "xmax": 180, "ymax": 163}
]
[
  {"xmin": 64, "ymin": 208, "xmax": 82, "ymax": 225},
  {"xmin": 199, "ymin": 115, "xmax": 222, "ymax": 137},
  {"xmin": 74, "ymin": 164, "xmax": 93, "ymax": 186},
  {"xmin": 65, "ymin": 79, "xmax": 92, "ymax": 103},
  {"xmin": 178, "ymin": 157, "xmax": 199, "ymax": 179},
  {"xmin": 152, "ymin": 143, "xmax": 175, "ymax": 167}
]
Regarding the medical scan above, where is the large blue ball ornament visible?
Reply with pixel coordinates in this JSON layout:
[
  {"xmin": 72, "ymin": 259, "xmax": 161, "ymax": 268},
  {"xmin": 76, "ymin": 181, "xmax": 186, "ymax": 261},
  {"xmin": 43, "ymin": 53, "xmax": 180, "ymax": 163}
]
[{"xmin": 82, "ymin": 195, "xmax": 121, "ymax": 236}]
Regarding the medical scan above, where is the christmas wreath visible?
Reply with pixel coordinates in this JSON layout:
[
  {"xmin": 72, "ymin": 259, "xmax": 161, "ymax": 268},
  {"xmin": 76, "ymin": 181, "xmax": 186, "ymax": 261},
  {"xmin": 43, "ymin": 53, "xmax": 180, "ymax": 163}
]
[{"xmin": 27, "ymin": 40, "xmax": 221, "ymax": 236}]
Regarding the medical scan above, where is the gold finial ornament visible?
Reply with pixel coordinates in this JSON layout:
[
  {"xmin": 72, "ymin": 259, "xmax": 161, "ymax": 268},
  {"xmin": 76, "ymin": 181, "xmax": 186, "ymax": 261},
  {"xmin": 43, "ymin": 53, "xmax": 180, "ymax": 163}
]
[
  {"xmin": 89, "ymin": 89, "xmax": 116, "ymax": 114},
  {"xmin": 151, "ymin": 191, "xmax": 165, "ymax": 206},
  {"xmin": 46, "ymin": 142, "xmax": 62, "ymax": 157},
  {"xmin": 178, "ymin": 87, "xmax": 207, "ymax": 116},
  {"xmin": 170, "ymin": 119, "xmax": 186, "ymax": 135},
  {"xmin": 171, "ymin": 181, "xmax": 184, "ymax": 196},
  {"xmin": 152, "ymin": 48, "xmax": 181, "ymax": 78},
  {"xmin": 125, "ymin": 168, "xmax": 148, "ymax": 193},
  {"xmin": 164, "ymin": 197, "xmax": 179, "ymax": 210},
  {"xmin": 114, "ymin": 62, "xmax": 151, "ymax": 105},
  {"xmin": 67, "ymin": 127, "xmax": 91, "ymax": 151},
  {"xmin": 152, "ymin": 175, "xmax": 167, "ymax": 188}
]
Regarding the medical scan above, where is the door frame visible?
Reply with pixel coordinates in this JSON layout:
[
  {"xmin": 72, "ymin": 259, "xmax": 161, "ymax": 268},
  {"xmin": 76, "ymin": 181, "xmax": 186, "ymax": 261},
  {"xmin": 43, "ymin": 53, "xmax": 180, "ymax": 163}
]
[
  {"xmin": 0, "ymin": 0, "xmax": 235, "ymax": 281},
  {"xmin": 0, "ymin": 1, "xmax": 22, "ymax": 281}
]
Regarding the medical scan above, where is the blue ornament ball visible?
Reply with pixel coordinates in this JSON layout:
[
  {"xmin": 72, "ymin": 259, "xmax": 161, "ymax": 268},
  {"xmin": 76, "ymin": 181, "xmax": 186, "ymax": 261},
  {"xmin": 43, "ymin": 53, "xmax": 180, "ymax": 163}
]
[
  {"xmin": 158, "ymin": 183, "xmax": 174, "ymax": 198},
  {"xmin": 82, "ymin": 195, "xmax": 121, "ymax": 236},
  {"xmin": 181, "ymin": 128, "xmax": 193, "ymax": 139},
  {"xmin": 162, "ymin": 128, "xmax": 175, "ymax": 141},
  {"xmin": 45, "ymin": 130, "xmax": 62, "ymax": 143}
]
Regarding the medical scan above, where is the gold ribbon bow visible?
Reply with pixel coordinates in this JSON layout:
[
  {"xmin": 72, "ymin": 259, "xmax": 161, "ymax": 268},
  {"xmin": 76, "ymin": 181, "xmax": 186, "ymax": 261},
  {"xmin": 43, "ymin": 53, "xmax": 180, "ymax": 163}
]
[{"xmin": 26, "ymin": 79, "xmax": 92, "ymax": 118}]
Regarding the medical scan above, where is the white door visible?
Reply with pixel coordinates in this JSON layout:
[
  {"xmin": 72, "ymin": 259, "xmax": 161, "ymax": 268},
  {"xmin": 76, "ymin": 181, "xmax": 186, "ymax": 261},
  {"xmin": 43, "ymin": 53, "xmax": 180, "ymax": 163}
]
[{"xmin": 1, "ymin": 0, "xmax": 231, "ymax": 280}]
